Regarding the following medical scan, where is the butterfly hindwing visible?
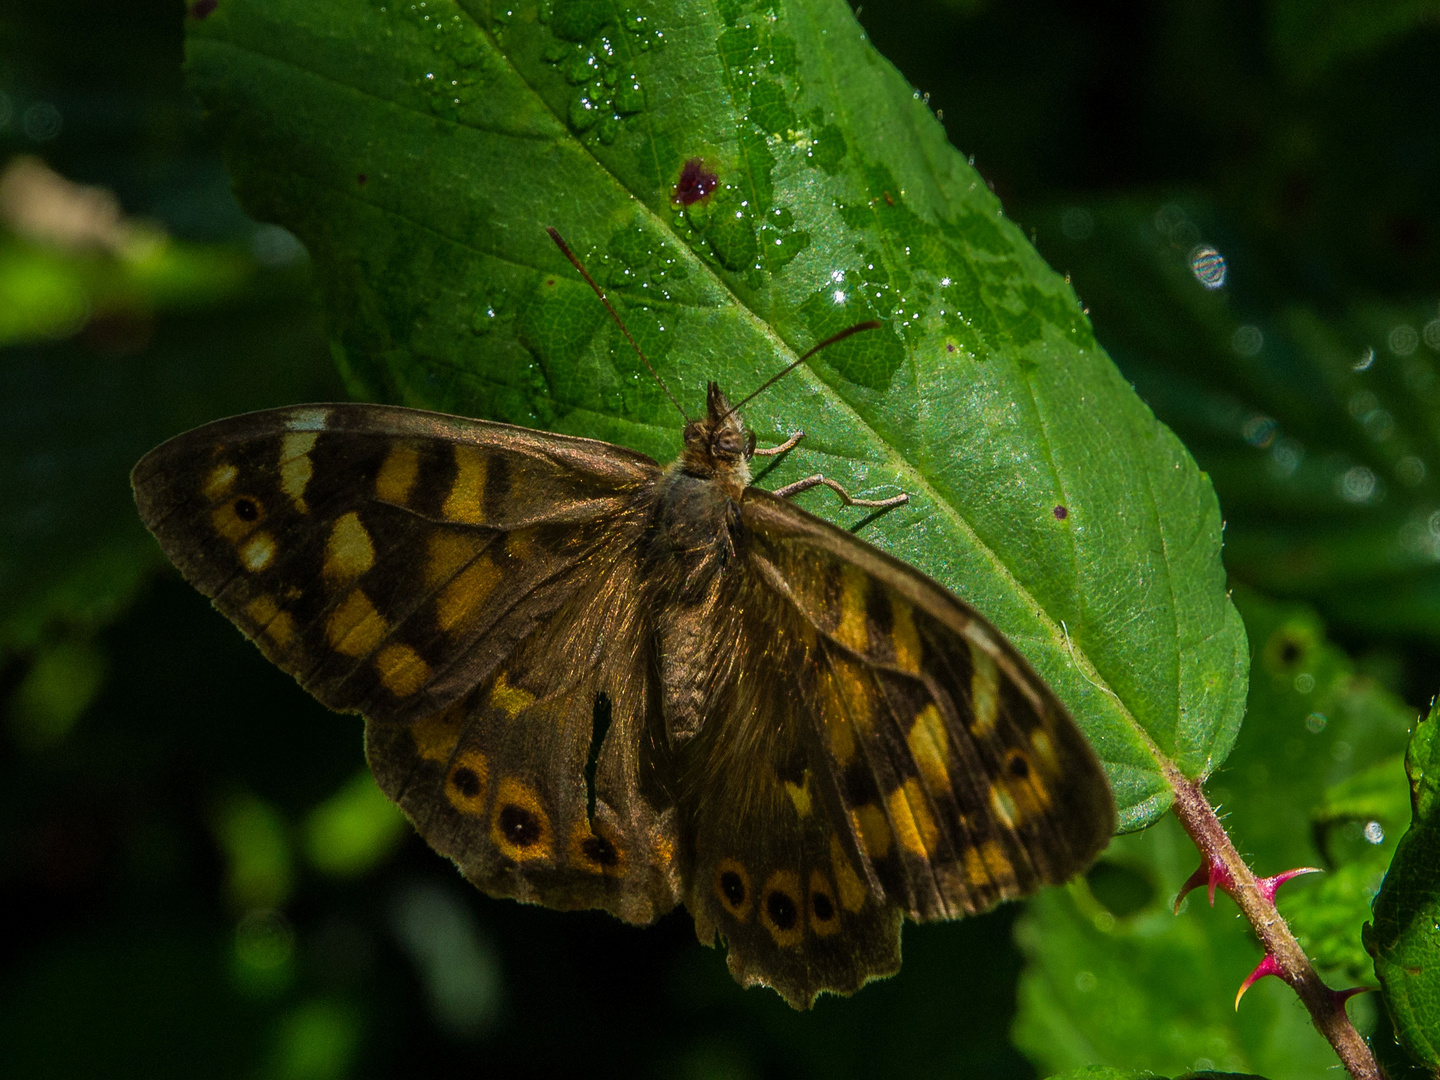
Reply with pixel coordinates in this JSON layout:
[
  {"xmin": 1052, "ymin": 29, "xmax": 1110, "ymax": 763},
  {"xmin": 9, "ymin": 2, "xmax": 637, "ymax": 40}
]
[{"xmin": 366, "ymin": 537, "xmax": 684, "ymax": 924}]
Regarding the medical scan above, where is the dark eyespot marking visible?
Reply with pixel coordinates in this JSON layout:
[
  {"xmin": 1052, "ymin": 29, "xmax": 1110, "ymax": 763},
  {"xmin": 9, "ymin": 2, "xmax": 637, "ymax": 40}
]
[
  {"xmin": 720, "ymin": 870, "xmax": 745, "ymax": 906},
  {"xmin": 450, "ymin": 766, "xmax": 482, "ymax": 798},
  {"xmin": 234, "ymin": 497, "xmax": 259, "ymax": 521},
  {"xmin": 581, "ymin": 835, "xmax": 619, "ymax": 867},
  {"xmin": 499, "ymin": 804, "xmax": 541, "ymax": 847},
  {"xmin": 812, "ymin": 890, "xmax": 836, "ymax": 922},
  {"xmin": 1007, "ymin": 751, "xmax": 1030, "ymax": 780},
  {"xmin": 766, "ymin": 889, "xmax": 798, "ymax": 931}
]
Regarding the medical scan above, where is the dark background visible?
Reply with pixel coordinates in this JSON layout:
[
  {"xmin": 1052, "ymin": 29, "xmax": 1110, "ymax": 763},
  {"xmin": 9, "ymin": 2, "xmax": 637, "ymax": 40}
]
[{"xmin": 3, "ymin": 1, "xmax": 1437, "ymax": 1077}]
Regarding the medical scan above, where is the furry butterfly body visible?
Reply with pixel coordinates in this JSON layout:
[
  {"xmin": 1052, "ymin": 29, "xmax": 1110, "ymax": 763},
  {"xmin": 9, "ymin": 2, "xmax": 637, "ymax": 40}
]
[{"xmin": 132, "ymin": 381, "xmax": 1115, "ymax": 1007}]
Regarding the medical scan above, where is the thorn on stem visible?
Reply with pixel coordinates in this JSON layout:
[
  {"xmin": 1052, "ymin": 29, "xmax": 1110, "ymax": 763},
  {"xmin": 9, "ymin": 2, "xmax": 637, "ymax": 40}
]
[
  {"xmin": 1174, "ymin": 857, "xmax": 1320, "ymax": 913},
  {"xmin": 1235, "ymin": 953, "xmax": 1283, "ymax": 1010}
]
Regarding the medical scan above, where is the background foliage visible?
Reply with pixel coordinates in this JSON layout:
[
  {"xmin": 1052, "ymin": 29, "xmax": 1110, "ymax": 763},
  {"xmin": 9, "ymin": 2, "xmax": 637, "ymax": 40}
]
[{"xmin": 1, "ymin": 1, "xmax": 1437, "ymax": 1078}]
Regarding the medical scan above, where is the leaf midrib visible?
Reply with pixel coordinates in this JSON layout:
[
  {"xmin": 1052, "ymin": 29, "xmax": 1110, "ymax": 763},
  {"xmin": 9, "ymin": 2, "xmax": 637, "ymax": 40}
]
[{"xmin": 204, "ymin": 3, "xmax": 1170, "ymax": 775}]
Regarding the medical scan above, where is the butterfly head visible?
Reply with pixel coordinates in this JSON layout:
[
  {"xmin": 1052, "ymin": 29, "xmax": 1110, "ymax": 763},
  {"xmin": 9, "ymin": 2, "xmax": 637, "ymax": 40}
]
[{"xmin": 680, "ymin": 382, "xmax": 755, "ymax": 484}]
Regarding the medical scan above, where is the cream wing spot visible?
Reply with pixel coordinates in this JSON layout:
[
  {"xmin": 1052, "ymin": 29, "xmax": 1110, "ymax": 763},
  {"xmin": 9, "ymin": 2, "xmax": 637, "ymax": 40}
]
[
  {"xmin": 286, "ymin": 408, "xmax": 330, "ymax": 432},
  {"xmin": 204, "ymin": 462, "xmax": 237, "ymax": 501},
  {"xmin": 278, "ymin": 432, "xmax": 317, "ymax": 511},
  {"xmin": 324, "ymin": 512, "xmax": 375, "ymax": 581},
  {"xmin": 970, "ymin": 645, "xmax": 1001, "ymax": 735},
  {"xmin": 240, "ymin": 531, "xmax": 276, "ymax": 572}
]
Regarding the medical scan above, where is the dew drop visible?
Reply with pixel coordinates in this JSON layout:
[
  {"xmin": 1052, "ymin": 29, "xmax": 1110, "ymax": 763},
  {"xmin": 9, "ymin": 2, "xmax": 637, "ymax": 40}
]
[{"xmin": 1190, "ymin": 246, "xmax": 1226, "ymax": 289}]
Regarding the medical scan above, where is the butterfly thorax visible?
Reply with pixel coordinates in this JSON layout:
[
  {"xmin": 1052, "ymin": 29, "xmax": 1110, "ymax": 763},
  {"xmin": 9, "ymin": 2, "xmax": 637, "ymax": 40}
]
[{"xmin": 652, "ymin": 383, "xmax": 753, "ymax": 563}]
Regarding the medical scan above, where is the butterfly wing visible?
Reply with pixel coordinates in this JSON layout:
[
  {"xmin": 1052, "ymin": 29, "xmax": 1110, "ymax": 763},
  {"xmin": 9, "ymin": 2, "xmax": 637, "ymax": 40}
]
[
  {"xmin": 133, "ymin": 403, "xmax": 682, "ymax": 922},
  {"xmin": 677, "ymin": 487, "xmax": 1116, "ymax": 1006}
]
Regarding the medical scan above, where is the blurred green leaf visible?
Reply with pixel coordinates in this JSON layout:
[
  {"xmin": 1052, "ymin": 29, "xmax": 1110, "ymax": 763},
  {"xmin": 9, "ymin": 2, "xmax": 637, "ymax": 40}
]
[
  {"xmin": 1034, "ymin": 197, "xmax": 1440, "ymax": 647},
  {"xmin": 1285, "ymin": 755, "xmax": 1408, "ymax": 980},
  {"xmin": 259, "ymin": 998, "xmax": 362, "ymax": 1080},
  {"xmin": 1270, "ymin": 0, "xmax": 1440, "ymax": 85},
  {"xmin": 1016, "ymin": 588, "xmax": 1418, "ymax": 1076},
  {"xmin": 1049, "ymin": 1068, "xmax": 1269, "ymax": 1080},
  {"xmin": 6, "ymin": 638, "xmax": 108, "ymax": 750},
  {"xmin": 0, "ymin": 255, "xmax": 336, "ymax": 658},
  {"xmin": 186, "ymin": 0, "xmax": 1248, "ymax": 828},
  {"xmin": 302, "ymin": 769, "xmax": 408, "ymax": 878},
  {"xmin": 212, "ymin": 790, "xmax": 294, "ymax": 911},
  {"xmin": 1367, "ymin": 698, "xmax": 1440, "ymax": 1070}
]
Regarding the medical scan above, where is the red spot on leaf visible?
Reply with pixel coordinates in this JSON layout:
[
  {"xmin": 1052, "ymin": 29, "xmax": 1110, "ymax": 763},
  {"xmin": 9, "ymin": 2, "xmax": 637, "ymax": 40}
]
[
  {"xmin": 190, "ymin": 0, "xmax": 218, "ymax": 18},
  {"xmin": 673, "ymin": 157, "xmax": 718, "ymax": 206},
  {"xmin": 1053, "ymin": 505, "xmax": 1068, "ymax": 520},
  {"xmin": 356, "ymin": 173, "xmax": 368, "ymax": 186}
]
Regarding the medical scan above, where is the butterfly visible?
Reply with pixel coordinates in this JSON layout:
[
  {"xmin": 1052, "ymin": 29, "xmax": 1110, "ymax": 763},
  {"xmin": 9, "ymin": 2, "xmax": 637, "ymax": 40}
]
[{"xmin": 131, "ymin": 229, "xmax": 1115, "ymax": 1008}]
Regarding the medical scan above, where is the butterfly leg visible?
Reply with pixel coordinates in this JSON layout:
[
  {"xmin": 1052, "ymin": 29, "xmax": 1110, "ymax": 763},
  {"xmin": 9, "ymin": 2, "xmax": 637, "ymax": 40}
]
[
  {"xmin": 752, "ymin": 431, "xmax": 805, "ymax": 457},
  {"xmin": 771, "ymin": 474, "xmax": 909, "ymax": 508}
]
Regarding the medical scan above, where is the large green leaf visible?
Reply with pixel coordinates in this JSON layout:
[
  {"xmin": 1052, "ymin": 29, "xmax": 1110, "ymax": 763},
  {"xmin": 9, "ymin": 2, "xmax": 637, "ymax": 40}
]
[
  {"xmin": 1367, "ymin": 698, "xmax": 1440, "ymax": 1070},
  {"xmin": 185, "ymin": 0, "xmax": 1247, "ymax": 829}
]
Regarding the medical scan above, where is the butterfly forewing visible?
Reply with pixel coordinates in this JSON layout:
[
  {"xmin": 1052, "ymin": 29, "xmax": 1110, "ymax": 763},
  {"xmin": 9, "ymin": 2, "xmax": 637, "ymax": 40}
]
[
  {"xmin": 673, "ymin": 489, "xmax": 1115, "ymax": 1007},
  {"xmin": 132, "ymin": 404, "xmax": 659, "ymax": 725}
]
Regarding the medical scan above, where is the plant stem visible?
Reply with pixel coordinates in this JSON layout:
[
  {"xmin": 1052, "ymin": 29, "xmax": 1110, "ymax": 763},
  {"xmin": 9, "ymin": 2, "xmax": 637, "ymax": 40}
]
[{"xmin": 1165, "ymin": 764, "xmax": 1384, "ymax": 1080}]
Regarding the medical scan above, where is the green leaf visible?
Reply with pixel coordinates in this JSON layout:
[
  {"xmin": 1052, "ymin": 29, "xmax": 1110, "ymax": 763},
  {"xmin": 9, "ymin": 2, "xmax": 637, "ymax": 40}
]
[
  {"xmin": 1367, "ymin": 698, "xmax": 1440, "ymax": 1070},
  {"xmin": 185, "ymin": 0, "xmax": 1249, "ymax": 828},
  {"xmin": 1016, "ymin": 588, "xmax": 1417, "ymax": 1075},
  {"xmin": 1048, "ymin": 1069, "xmax": 1269, "ymax": 1080},
  {"xmin": 1033, "ymin": 196, "xmax": 1440, "ymax": 646}
]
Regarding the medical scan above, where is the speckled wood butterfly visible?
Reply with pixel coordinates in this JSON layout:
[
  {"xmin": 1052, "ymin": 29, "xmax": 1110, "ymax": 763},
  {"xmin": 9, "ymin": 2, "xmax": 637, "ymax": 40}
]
[{"xmin": 132, "ymin": 231, "xmax": 1114, "ymax": 1007}]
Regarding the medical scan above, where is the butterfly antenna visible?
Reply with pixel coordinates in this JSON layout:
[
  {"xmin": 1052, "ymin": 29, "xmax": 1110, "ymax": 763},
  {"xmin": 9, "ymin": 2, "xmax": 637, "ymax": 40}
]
[
  {"xmin": 723, "ymin": 320, "xmax": 883, "ymax": 421},
  {"xmin": 546, "ymin": 227, "xmax": 687, "ymax": 421}
]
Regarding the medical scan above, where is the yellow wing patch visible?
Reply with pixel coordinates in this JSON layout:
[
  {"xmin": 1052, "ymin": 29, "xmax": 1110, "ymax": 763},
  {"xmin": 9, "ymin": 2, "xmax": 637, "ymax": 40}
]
[
  {"xmin": 327, "ymin": 590, "xmax": 388, "ymax": 656},
  {"xmin": 375, "ymin": 642, "xmax": 430, "ymax": 696},
  {"xmin": 907, "ymin": 703, "xmax": 950, "ymax": 792},
  {"xmin": 375, "ymin": 441, "xmax": 420, "ymax": 505},
  {"xmin": 443, "ymin": 444, "xmax": 487, "ymax": 524},
  {"xmin": 245, "ymin": 594, "xmax": 296, "ymax": 649},
  {"xmin": 437, "ymin": 553, "xmax": 502, "ymax": 632},
  {"xmin": 487, "ymin": 672, "xmax": 535, "ymax": 718},
  {"xmin": 324, "ymin": 512, "xmax": 375, "ymax": 580},
  {"xmin": 888, "ymin": 779, "xmax": 941, "ymax": 859}
]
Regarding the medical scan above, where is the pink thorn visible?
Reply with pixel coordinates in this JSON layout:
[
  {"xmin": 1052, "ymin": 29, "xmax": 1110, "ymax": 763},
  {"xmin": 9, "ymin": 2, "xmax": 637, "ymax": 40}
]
[
  {"xmin": 1235, "ymin": 953, "xmax": 1284, "ymax": 1010},
  {"xmin": 1174, "ymin": 854, "xmax": 1234, "ymax": 913},
  {"xmin": 1256, "ymin": 866, "xmax": 1321, "ymax": 904}
]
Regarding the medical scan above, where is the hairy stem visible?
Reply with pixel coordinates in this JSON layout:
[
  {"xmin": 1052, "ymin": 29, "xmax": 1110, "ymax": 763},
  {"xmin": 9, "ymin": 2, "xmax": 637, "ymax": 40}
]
[{"xmin": 1165, "ymin": 765, "xmax": 1384, "ymax": 1080}]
